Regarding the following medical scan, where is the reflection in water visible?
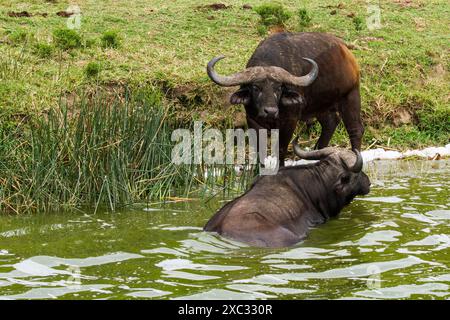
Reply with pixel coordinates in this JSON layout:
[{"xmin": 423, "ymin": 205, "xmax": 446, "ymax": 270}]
[
  {"xmin": 126, "ymin": 288, "xmax": 171, "ymax": 299},
  {"xmin": 174, "ymin": 288, "xmax": 270, "ymax": 300},
  {"xmin": 0, "ymin": 160, "xmax": 449, "ymax": 299},
  {"xmin": 271, "ymin": 256, "xmax": 429, "ymax": 281},
  {"xmin": 0, "ymin": 285, "xmax": 113, "ymax": 300},
  {"xmin": 360, "ymin": 196, "xmax": 404, "ymax": 203},
  {"xmin": 156, "ymin": 258, "xmax": 246, "ymax": 272},
  {"xmin": 354, "ymin": 283, "xmax": 449, "ymax": 299},
  {"xmin": 336, "ymin": 230, "xmax": 402, "ymax": 246}
]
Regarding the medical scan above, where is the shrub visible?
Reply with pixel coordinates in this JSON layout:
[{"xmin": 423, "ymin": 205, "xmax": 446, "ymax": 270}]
[
  {"xmin": 101, "ymin": 30, "xmax": 121, "ymax": 48},
  {"xmin": 353, "ymin": 16, "xmax": 364, "ymax": 31},
  {"xmin": 34, "ymin": 43, "xmax": 53, "ymax": 58},
  {"xmin": 84, "ymin": 38, "xmax": 97, "ymax": 48},
  {"xmin": 257, "ymin": 24, "xmax": 268, "ymax": 36},
  {"xmin": 297, "ymin": 8, "xmax": 311, "ymax": 28},
  {"xmin": 84, "ymin": 61, "xmax": 101, "ymax": 78},
  {"xmin": 8, "ymin": 29, "xmax": 32, "ymax": 44},
  {"xmin": 416, "ymin": 106, "xmax": 450, "ymax": 141},
  {"xmin": 53, "ymin": 28, "xmax": 82, "ymax": 50},
  {"xmin": 254, "ymin": 3, "xmax": 292, "ymax": 27}
]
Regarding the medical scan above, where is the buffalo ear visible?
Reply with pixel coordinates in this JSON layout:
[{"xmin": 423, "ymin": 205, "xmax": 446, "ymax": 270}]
[
  {"xmin": 334, "ymin": 173, "xmax": 351, "ymax": 195},
  {"xmin": 230, "ymin": 88, "xmax": 250, "ymax": 105},
  {"xmin": 281, "ymin": 90, "xmax": 304, "ymax": 106}
]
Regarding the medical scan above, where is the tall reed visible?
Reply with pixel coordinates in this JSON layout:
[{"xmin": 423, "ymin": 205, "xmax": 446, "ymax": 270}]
[{"xmin": 0, "ymin": 86, "xmax": 256, "ymax": 213}]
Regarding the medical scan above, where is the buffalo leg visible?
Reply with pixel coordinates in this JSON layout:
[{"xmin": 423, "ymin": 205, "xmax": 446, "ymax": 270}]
[
  {"xmin": 314, "ymin": 111, "xmax": 341, "ymax": 149},
  {"xmin": 246, "ymin": 116, "xmax": 297, "ymax": 167},
  {"xmin": 339, "ymin": 87, "xmax": 364, "ymax": 150},
  {"xmin": 278, "ymin": 118, "xmax": 298, "ymax": 166},
  {"xmin": 246, "ymin": 117, "xmax": 267, "ymax": 166}
]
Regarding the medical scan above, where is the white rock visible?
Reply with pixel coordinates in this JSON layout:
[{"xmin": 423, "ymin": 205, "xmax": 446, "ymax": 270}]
[
  {"xmin": 403, "ymin": 150, "xmax": 427, "ymax": 158},
  {"xmin": 422, "ymin": 146, "xmax": 450, "ymax": 158},
  {"xmin": 285, "ymin": 144, "xmax": 449, "ymax": 167}
]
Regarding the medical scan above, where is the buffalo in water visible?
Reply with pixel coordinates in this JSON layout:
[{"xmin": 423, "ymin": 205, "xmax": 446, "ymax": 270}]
[
  {"xmin": 204, "ymin": 144, "xmax": 370, "ymax": 247},
  {"xmin": 207, "ymin": 32, "xmax": 364, "ymax": 164}
]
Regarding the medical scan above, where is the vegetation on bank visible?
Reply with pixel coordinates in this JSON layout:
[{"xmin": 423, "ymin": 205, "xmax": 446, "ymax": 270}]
[
  {"xmin": 0, "ymin": 1, "xmax": 448, "ymax": 212},
  {"xmin": 0, "ymin": 86, "xmax": 256, "ymax": 213}
]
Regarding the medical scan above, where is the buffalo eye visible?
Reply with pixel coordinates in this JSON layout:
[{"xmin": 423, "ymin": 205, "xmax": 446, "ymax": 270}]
[
  {"xmin": 274, "ymin": 86, "xmax": 282, "ymax": 97},
  {"xmin": 340, "ymin": 174, "xmax": 351, "ymax": 184},
  {"xmin": 252, "ymin": 85, "xmax": 261, "ymax": 92},
  {"xmin": 281, "ymin": 90, "xmax": 304, "ymax": 106},
  {"xmin": 334, "ymin": 173, "xmax": 352, "ymax": 195}
]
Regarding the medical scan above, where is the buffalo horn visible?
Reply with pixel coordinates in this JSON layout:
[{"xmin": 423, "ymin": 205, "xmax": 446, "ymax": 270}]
[
  {"xmin": 292, "ymin": 139, "xmax": 335, "ymax": 160},
  {"xmin": 349, "ymin": 149, "xmax": 363, "ymax": 173},
  {"xmin": 206, "ymin": 56, "xmax": 318, "ymax": 87}
]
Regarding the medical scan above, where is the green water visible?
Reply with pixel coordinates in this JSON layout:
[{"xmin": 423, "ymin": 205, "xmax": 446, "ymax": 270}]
[{"xmin": 0, "ymin": 160, "xmax": 449, "ymax": 300}]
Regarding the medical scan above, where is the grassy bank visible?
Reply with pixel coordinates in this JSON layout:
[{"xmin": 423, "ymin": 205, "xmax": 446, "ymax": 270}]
[{"xmin": 1, "ymin": 0, "xmax": 449, "ymax": 148}]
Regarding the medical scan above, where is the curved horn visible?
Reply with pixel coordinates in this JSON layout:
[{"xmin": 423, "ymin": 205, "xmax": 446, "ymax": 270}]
[
  {"xmin": 278, "ymin": 58, "xmax": 319, "ymax": 87},
  {"xmin": 349, "ymin": 149, "xmax": 363, "ymax": 173},
  {"xmin": 293, "ymin": 139, "xmax": 335, "ymax": 160},
  {"xmin": 207, "ymin": 56, "xmax": 319, "ymax": 87},
  {"xmin": 206, "ymin": 55, "xmax": 253, "ymax": 87}
]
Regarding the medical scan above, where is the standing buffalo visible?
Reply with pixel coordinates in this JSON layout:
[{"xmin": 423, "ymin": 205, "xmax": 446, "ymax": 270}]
[
  {"xmin": 204, "ymin": 144, "xmax": 370, "ymax": 247},
  {"xmin": 207, "ymin": 32, "xmax": 364, "ymax": 164}
]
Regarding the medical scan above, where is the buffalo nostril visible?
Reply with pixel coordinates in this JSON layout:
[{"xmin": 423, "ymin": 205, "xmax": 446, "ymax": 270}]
[
  {"xmin": 258, "ymin": 110, "xmax": 268, "ymax": 118},
  {"xmin": 264, "ymin": 107, "xmax": 278, "ymax": 116}
]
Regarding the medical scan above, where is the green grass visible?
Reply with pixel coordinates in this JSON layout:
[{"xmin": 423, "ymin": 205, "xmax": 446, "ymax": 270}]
[
  {"xmin": 84, "ymin": 61, "xmax": 101, "ymax": 77},
  {"xmin": 352, "ymin": 16, "xmax": 364, "ymax": 31},
  {"xmin": 33, "ymin": 42, "xmax": 54, "ymax": 58},
  {"xmin": 254, "ymin": 3, "xmax": 292, "ymax": 27},
  {"xmin": 296, "ymin": 120, "xmax": 448, "ymax": 151},
  {"xmin": 101, "ymin": 30, "xmax": 121, "ymax": 48},
  {"xmin": 0, "ymin": 0, "xmax": 448, "ymax": 149},
  {"xmin": 297, "ymin": 8, "xmax": 312, "ymax": 29},
  {"xmin": 8, "ymin": 28, "xmax": 33, "ymax": 45},
  {"xmin": 52, "ymin": 28, "xmax": 82, "ymax": 50}
]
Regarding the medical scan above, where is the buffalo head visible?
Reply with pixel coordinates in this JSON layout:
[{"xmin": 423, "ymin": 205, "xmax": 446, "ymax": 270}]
[
  {"xmin": 293, "ymin": 141, "xmax": 371, "ymax": 203},
  {"xmin": 207, "ymin": 56, "xmax": 318, "ymax": 119}
]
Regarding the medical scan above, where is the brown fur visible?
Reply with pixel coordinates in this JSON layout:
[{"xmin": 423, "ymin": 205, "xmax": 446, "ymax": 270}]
[{"xmin": 229, "ymin": 32, "xmax": 364, "ymax": 163}]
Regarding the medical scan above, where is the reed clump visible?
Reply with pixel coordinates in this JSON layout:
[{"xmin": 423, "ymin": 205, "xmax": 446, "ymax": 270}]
[{"xmin": 0, "ymin": 86, "xmax": 255, "ymax": 214}]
